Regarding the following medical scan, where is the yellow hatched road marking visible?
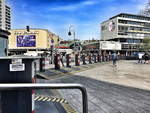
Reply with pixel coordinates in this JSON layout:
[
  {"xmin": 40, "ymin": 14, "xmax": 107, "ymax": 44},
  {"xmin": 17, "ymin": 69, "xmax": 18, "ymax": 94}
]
[
  {"xmin": 34, "ymin": 96, "xmax": 40, "ymax": 101},
  {"xmin": 37, "ymin": 96, "xmax": 45, "ymax": 101},
  {"xmin": 63, "ymin": 104, "xmax": 77, "ymax": 113},
  {"xmin": 52, "ymin": 98, "xmax": 57, "ymax": 102},
  {"xmin": 47, "ymin": 98, "xmax": 53, "ymax": 101},
  {"xmin": 35, "ymin": 95, "xmax": 69, "ymax": 104},
  {"xmin": 42, "ymin": 97, "xmax": 49, "ymax": 101}
]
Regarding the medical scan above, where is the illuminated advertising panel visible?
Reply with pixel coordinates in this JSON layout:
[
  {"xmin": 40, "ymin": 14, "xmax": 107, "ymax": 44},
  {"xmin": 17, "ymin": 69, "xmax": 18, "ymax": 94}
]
[
  {"xmin": 17, "ymin": 35, "xmax": 36, "ymax": 47},
  {"xmin": 100, "ymin": 41, "xmax": 121, "ymax": 50}
]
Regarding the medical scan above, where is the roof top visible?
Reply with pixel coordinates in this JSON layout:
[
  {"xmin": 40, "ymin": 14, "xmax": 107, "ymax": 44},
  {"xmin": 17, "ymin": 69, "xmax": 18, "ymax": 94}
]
[
  {"xmin": 110, "ymin": 13, "xmax": 150, "ymax": 20},
  {"xmin": 101, "ymin": 13, "xmax": 150, "ymax": 24}
]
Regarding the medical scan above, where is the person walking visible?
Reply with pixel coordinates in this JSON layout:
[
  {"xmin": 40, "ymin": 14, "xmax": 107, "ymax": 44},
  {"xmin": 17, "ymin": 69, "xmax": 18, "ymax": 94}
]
[
  {"xmin": 143, "ymin": 52, "xmax": 149, "ymax": 64},
  {"xmin": 112, "ymin": 52, "xmax": 117, "ymax": 66},
  {"xmin": 138, "ymin": 52, "xmax": 143, "ymax": 64}
]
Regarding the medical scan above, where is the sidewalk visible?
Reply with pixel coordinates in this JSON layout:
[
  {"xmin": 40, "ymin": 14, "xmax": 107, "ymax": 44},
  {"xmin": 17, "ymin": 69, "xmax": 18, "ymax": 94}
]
[{"xmin": 36, "ymin": 61, "xmax": 109, "ymax": 80}]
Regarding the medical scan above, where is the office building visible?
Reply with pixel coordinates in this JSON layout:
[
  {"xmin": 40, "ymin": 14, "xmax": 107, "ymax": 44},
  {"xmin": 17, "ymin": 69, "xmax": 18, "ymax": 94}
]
[
  {"xmin": 0, "ymin": 0, "xmax": 11, "ymax": 30},
  {"xmin": 101, "ymin": 13, "xmax": 150, "ymax": 54}
]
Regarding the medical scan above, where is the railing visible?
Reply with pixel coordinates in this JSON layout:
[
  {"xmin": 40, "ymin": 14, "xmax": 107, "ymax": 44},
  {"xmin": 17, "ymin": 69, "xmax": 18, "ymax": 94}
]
[{"xmin": 0, "ymin": 83, "xmax": 88, "ymax": 113}]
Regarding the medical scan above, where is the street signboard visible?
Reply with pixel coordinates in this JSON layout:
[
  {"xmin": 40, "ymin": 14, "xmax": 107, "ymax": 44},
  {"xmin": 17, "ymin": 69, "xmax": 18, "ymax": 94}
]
[{"xmin": 100, "ymin": 41, "xmax": 121, "ymax": 50}]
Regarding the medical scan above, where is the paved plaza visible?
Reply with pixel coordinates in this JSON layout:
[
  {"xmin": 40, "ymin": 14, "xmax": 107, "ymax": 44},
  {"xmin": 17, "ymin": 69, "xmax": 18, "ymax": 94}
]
[{"xmin": 44, "ymin": 60, "xmax": 150, "ymax": 113}]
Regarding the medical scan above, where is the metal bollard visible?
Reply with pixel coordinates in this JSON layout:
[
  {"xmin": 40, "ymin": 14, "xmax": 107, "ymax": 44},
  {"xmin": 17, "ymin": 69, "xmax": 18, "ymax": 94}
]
[
  {"xmin": 75, "ymin": 54, "xmax": 80, "ymax": 66},
  {"xmin": 54, "ymin": 54, "xmax": 60, "ymax": 70},
  {"xmin": 40, "ymin": 57, "xmax": 45, "ymax": 72},
  {"xmin": 94, "ymin": 54, "xmax": 97, "ymax": 63},
  {"xmin": 89, "ymin": 54, "xmax": 92, "ymax": 64},
  {"xmin": 66, "ymin": 54, "xmax": 71, "ymax": 67},
  {"xmin": 97, "ymin": 54, "xmax": 100, "ymax": 62},
  {"xmin": 82, "ymin": 54, "xmax": 86, "ymax": 65}
]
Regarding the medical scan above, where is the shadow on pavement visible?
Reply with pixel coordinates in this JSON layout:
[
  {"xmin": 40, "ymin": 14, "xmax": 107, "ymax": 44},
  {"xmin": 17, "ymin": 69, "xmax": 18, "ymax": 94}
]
[{"xmin": 47, "ymin": 75, "xmax": 150, "ymax": 113}]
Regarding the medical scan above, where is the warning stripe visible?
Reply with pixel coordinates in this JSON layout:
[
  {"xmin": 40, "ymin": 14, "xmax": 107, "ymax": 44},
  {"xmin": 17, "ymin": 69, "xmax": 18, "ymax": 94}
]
[
  {"xmin": 63, "ymin": 104, "xmax": 77, "ymax": 113},
  {"xmin": 34, "ymin": 95, "xmax": 68, "ymax": 104}
]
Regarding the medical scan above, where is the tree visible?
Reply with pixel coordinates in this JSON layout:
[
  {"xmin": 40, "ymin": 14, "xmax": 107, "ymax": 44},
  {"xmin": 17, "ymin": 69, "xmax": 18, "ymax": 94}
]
[
  {"xmin": 139, "ymin": 0, "xmax": 150, "ymax": 16},
  {"xmin": 142, "ymin": 37, "xmax": 150, "ymax": 51}
]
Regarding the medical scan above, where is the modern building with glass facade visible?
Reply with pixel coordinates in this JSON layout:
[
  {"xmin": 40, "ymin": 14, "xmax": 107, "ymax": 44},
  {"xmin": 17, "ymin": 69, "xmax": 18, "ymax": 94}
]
[
  {"xmin": 101, "ymin": 13, "xmax": 150, "ymax": 54},
  {"xmin": 0, "ymin": 0, "xmax": 11, "ymax": 30}
]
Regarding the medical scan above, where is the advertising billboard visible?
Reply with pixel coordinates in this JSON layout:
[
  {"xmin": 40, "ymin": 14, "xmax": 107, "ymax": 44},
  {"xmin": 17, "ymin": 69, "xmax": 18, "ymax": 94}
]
[
  {"xmin": 100, "ymin": 41, "xmax": 121, "ymax": 50},
  {"xmin": 17, "ymin": 35, "xmax": 36, "ymax": 47}
]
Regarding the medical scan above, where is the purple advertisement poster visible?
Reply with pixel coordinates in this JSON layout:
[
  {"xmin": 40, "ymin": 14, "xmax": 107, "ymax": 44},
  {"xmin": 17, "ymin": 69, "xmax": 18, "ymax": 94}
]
[{"xmin": 17, "ymin": 35, "xmax": 36, "ymax": 47}]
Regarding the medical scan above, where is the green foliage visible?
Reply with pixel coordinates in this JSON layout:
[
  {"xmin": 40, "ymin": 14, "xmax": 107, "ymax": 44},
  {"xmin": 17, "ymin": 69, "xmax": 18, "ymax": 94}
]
[
  {"xmin": 142, "ymin": 37, "xmax": 150, "ymax": 51},
  {"xmin": 143, "ymin": 37, "xmax": 150, "ymax": 43}
]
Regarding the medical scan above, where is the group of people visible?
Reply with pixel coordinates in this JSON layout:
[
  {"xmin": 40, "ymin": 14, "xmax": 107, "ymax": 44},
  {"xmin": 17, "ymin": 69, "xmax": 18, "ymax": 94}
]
[{"xmin": 138, "ymin": 52, "xmax": 150, "ymax": 64}]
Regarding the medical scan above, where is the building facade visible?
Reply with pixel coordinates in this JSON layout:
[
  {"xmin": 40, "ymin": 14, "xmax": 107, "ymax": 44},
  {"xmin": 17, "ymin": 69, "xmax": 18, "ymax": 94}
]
[
  {"xmin": 8, "ymin": 29, "xmax": 61, "ymax": 55},
  {"xmin": 0, "ymin": 0, "xmax": 11, "ymax": 30},
  {"xmin": 0, "ymin": 29, "xmax": 10, "ymax": 56},
  {"xmin": 101, "ymin": 13, "xmax": 150, "ymax": 54}
]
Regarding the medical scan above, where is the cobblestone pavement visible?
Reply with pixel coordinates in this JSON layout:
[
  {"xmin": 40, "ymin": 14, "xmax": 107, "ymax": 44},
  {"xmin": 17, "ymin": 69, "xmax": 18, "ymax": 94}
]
[{"xmin": 47, "ymin": 60, "xmax": 150, "ymax": 113}]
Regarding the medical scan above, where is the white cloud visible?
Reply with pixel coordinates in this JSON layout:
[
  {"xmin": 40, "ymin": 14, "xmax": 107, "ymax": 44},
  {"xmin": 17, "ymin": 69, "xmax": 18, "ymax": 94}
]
[{"xmin": 49, "ymin": 0, "xmax": 97, "ymax": 11}]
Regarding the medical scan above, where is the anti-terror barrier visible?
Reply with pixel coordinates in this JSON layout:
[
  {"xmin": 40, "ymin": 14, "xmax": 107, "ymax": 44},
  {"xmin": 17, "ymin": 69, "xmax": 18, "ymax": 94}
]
[
  {"xmin": 66, "ymin": 54, "xmax": 71, "ymax": 67},
  {"xmin": 75, "ymin": 54, "xmax": 80, "ymax": 66},
  {"xmin": 54, "ymin": 54, "xmax": 60, "ymax": 70},
  {"xmin": 82, "ymin": 54, "xmax": 86, "ymax": 65},
  {"xmin": 93, "ymin": 54, "xmax": 97, "ymax": 63},
  {"xmin": 88, "ymin": 54, "xmax": 92, "ymax": 64},
  {"xmin": 0, "ymin": 56, "xmax": 39, "ymax": 113}
]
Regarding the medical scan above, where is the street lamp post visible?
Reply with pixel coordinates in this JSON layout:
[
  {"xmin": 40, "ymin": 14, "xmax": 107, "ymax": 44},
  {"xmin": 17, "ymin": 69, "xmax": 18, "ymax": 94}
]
[
  {"xmin": 68, "ymin": 25, "xmax": 79, "ymax": 65},
  {"xmin": 68, "ymin": 25, "xmax": 76, "ymax": 51}
]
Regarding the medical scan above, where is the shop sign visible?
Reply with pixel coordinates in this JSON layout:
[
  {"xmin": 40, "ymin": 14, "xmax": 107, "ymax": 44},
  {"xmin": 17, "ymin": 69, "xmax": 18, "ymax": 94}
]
[{"xmin": 14, "ymin": 31, "xmax": 39, "ymax": 35}]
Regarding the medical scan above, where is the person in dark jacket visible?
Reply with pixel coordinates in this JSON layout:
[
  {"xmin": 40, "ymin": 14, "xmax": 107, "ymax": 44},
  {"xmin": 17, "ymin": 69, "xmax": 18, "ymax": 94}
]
[
  {"xmin": 143, "ymin": 52, "xmax": 149, "ymax": 64},
  {"xmin": 112, "ymin": 52, "xmax": 117, "ymax": 66}
]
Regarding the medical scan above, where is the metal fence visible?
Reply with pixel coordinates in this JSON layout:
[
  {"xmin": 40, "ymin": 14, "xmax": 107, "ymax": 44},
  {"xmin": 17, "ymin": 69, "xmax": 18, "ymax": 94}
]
[{"xmin": 0, "ymin": 83, "xmax": 88, "ymax": 113}]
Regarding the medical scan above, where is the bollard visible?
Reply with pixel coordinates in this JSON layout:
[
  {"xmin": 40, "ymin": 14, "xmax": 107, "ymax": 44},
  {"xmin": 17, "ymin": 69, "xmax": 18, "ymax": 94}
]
[
  {"xmin": 75, "ymin": 54, "xmax": 80, "ymax": 66},
  {"xmin": 82, "ymin": 54, "xmax": 86, "ymax": 65},
  {"xmin": 54, "ymin": 54, "xmax": 60, "ymax": 70},
  {"xmin": 94, "ymin": 54, "xmax": 97, "ymax": 63},
  {"xmin": 40, "ymin": 57, "xmax": 45, "ymax": 72},
  {"xmin": 89, "ymin": 54, "xmax": 92, "ymax": 64},
  {"xmin": 102, "ymin": 55, "xmax": 105, "ymax": 62},
  {"xmin": 97, "ymin": 54, "xmax": 100, "ymax": 62},
  {"xmin": 0, "ymin": 56, "xmax": 39, "ymax": 113},
  {"xmin": 66, "ymin": 54, "xmax": 71, "ymax": 67}
]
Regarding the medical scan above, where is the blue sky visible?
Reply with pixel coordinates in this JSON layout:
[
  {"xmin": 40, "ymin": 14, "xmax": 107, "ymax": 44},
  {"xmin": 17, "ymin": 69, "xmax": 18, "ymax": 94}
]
[{"xmin": 7, "ymin": 0, "xmax": 148, "ymax": 40}]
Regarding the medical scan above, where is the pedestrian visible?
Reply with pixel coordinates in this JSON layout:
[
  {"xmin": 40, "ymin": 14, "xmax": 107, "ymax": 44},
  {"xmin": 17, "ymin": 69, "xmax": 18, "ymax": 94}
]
[
  {"xmin": 138, "ymin": 52, "xmax": 143, "ymax": 64},
  {"xmin": 143, "ymin": 52, "xmax": 149, "ymax": 64},
  {"xmin": 112, "ymin": 52, "xmax": 117, "ymax": 66}
]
